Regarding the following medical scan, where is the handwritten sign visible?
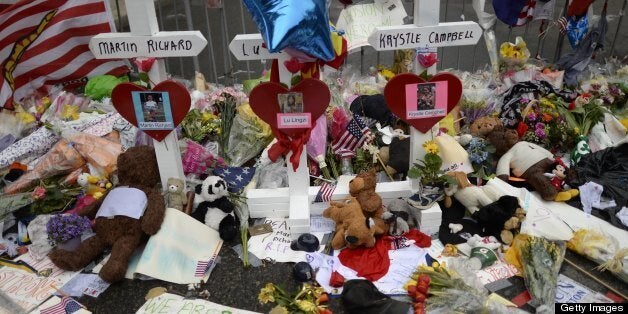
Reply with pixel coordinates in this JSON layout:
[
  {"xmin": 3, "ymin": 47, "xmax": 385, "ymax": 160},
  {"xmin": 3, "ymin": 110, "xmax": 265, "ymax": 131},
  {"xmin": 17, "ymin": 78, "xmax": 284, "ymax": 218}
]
[
  {"xmin": 136, "ymin": 293, "xmax": 260, "ymax": 314},
  {"xmin": 228, "ymin": 34, "xmax": 286, "ymax": 60},
  {"xmin": 89, "ymin": 31, "xmax": 207, "ymax": 59},
  {"xmin": 368, "ymin": 21, "xmax": 482, "ymax": 50},
  {"xmin": 0, "ymin": 255, "xmax": 77, "ymax": 312},
  {"xmin": 336, "ymin": 0, "xmax": 407, "ymax": 51},
  {"xmin": 555, "ymin": 274, "xmax": 613, "ymax": 303},
  {"xmin": 247, "ymin": 218, "xmax": 324, "ymax": 263},
  {"xmin": 476, "ymin": 262, "xmax": 519, "ymax": 285}
]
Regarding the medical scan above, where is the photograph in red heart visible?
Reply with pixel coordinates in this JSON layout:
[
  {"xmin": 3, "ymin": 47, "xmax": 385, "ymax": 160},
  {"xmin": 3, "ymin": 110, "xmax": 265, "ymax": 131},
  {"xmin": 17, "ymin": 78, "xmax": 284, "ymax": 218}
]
[
  {"xmin": 384, "ymin": 72, "xmax": 462, "ymax": 133},
  {"xmin": 111, "ymin": 80, "xmax": 191, "ymax": 141},
  {"xmin": 248, "ymin": 78, "xmax": 330, "ymax": 138}
]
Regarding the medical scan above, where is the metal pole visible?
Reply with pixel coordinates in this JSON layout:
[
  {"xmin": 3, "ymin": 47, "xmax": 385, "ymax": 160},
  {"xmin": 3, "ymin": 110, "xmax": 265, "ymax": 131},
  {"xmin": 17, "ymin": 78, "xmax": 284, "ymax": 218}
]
[
  {"xmin": 553, "ymin": 0, "xmax": 569, "ymax": 62},
  {"xmin": 156, "ymin": 0, "xmax": 170, "ymax": 74},
  {"xmin": 238, "ymin": 0, "xmax": 252, "ymax": 80},
  {"xmin": 172, "ymin": 0, "xmax": 185, "ymax": 77},
  {"xmin": 183, "ymin": 0, "xmax": 200, "ymax": 72},
  {"xmin": 609, "ymin": 0, "xmax": 628, "ymax": 57},
  {"xmin": 204, "ymin": 6, "xmax": 219, "ymax": 83},
  {"xmin": 220, "ymin": 5, "xmax": 234, "ymax": 85}
]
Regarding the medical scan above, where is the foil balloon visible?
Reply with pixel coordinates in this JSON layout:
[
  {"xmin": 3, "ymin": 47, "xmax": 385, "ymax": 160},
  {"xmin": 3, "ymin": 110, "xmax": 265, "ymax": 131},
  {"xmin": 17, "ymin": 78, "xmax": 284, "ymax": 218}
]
[{"xmin": 242, "ymin": 0, "xmax": 335, "ymax": 61}]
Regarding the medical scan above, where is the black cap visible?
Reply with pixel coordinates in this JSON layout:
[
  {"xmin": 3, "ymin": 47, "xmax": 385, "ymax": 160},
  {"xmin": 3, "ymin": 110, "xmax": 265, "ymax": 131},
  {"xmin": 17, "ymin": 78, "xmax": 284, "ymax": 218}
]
[
  {"xmin": 290, "ymin": 233, "xmax": 319, "ymax": 252},
  {"xmin": 341, "ymin": 280, "xmax": 410, "ymax": 314},
  {"xmin": 293, "ymin": 262, "xmax": 314, "ymax": 282}
]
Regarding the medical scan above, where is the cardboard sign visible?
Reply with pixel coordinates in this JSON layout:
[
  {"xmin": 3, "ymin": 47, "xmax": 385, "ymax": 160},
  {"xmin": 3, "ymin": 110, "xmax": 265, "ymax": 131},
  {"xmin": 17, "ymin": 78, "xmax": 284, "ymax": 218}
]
[
  {"xmin": 405, "ymin": 81, "xmax": 448, "ymax": 120},
  {"xmin": 336, "ymin": 0, "xmax": 407, "ymax": 51},
  {"xmin": 0, "ymin": 255, "xmax": 77, "ymax": 312},
  {"xmin": 136, "ymin": 293, "xmax": 259, "ymax": 314},
  {"xmin": 555, "ymin": 274, "xmax": 613, "ymax": 303}
]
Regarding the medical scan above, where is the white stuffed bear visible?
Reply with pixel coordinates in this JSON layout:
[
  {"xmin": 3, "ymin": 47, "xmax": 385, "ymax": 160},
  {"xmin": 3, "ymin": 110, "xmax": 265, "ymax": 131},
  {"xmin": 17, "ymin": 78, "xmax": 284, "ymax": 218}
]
[{"xmin": 191, "ymin": 176, "xmax": 239, "ymax": 241}]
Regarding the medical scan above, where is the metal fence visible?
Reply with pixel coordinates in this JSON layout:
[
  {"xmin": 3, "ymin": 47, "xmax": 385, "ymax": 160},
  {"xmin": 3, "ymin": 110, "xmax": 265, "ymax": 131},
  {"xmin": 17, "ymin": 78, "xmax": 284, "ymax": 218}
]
[{"xmin": 110, "ymin": 0, "xmax": 627, "ymax": 85}]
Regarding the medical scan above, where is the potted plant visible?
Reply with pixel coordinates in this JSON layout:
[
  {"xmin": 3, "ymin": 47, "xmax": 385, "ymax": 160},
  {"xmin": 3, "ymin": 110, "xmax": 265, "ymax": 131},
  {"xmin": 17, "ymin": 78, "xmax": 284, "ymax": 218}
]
[
  {"xmin": 46, "ymin": 213, "xmax": 91, "ymax": 251},
  {"xmin": 407, "ymin": 140, "xmax": 457, "ymax": 209}
]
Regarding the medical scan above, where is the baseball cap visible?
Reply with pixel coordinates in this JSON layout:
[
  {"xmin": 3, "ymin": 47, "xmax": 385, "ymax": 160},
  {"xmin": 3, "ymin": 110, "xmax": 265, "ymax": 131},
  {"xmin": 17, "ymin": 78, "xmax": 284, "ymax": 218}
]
[{"xmin": 290, "ymin": 233, "xmax": 320, "ymax": 252}]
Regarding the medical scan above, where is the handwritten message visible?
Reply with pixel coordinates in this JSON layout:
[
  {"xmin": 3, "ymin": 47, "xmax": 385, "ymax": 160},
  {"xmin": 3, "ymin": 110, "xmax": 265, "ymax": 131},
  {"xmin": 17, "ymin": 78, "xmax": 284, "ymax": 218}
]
[
  {"xmin": 336, "ymin": 0, "xmax": 407, "ymax": 50},
  {"xmin": 368, "ymin": 22, "xmax": 483, "ymax": 50},
  {"xmin": 555, "ymin": 274, "xmax": 612, "ymax": 303},
  {"xmin": 136, "ymin": 293, "xmax": 259, "ymax": 314},
  {"xmin": 277, "ymin": 113, "xmax": 311, "ymax": 129},
  {"xmin": 0, "ymin": 255, "xmax": 78, "ymax": 312},
  {"xmin": 89, "ymin": 31, "xmax": 207, "ymax": 59},
  {"xmin": 247, "ymin": 218, "xmax": 324, "ymax": 263},
  {"xmin": 229, "ymin": 34, "xmax": 285, "ymax": 61}
]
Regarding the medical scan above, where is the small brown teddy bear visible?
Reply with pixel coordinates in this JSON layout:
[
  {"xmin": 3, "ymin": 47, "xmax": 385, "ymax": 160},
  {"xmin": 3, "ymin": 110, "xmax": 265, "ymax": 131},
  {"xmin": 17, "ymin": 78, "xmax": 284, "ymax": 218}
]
[
  {"xmin": 166, "ymin": 177, "xmax": 187, "ymax": 211},
  {"xmin": 348, "ymin": 169, "xmax": 387, "ymax": 234},
  {"xmin": 469, "ymin": 116, "xmax": 519, "ymax": 157},
  {"xmin": 49, "ymin": 146, "xmax": 166, "ymax": 283},
  {"xmin": 500, "ymin": 217, "xmax": 521, "ymax": 245},
  {"xmin": 323, "ymin": 197, "xmax": 384, "ymax": 249}
]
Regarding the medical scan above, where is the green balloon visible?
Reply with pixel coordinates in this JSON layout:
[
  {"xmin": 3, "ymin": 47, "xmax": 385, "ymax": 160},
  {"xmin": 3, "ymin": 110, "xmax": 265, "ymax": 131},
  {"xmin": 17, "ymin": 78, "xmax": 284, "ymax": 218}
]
[{"xmin": 85, "ymin": 75, "xmax": 129, "ymax": 100}]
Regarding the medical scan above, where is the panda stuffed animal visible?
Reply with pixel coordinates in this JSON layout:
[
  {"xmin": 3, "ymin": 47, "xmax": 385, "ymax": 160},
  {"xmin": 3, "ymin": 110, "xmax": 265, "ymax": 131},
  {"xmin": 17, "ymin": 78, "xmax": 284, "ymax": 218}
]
[{"xmin": 191, "ymin": 176, "xmax": 239, "ymax": 241}]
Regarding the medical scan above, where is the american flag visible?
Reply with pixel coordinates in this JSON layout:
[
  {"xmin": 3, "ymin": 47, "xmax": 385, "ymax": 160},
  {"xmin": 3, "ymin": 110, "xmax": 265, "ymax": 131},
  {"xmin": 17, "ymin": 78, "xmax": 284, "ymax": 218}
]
[
  {"xmin": 516, "ymin": 0, "xmax": 536, "ymax": 26},
  {"xmin": 213, "ymin": 166, "xmax": 255, "ymax": 193},
  {"xmin": 314, "ymin": 182, "xmax": 336, "ymax": 203},
  {"xmin": 332, "ymin": 114, "xmax": 371, "ymax": 158},
  {"xmin": 0, "ymin": 0, "xmax": 129, "ymax": 109},
  {"xmin": 556, "ymin": 16, "xmax": 569, "ymax": 35},
  {"xmin": 40, "ymin": 296, "xmax": 82, "ymax": 314},
  {"xmin": 195, "ymin": 260, "xmax": 210, "ymax": 277}
]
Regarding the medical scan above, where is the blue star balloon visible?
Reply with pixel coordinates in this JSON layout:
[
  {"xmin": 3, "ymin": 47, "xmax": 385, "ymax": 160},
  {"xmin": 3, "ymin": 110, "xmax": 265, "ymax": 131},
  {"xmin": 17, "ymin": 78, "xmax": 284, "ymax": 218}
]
[{"xmin": 242, "ymin": 0, "xmax": 335, "ymax": 61}]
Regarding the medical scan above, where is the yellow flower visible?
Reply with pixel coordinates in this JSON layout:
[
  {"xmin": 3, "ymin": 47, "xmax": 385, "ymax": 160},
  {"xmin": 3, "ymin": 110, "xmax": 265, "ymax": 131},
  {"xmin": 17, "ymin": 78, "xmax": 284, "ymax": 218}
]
[
  {"xmin": 61, "ymin": 104, "xmax": 80, "ymax": 121},
  {"xmin": 269, "ymin": 306, "xmax": 289, "ymax": 314},
  {"xmin": 258, "ymin": 283, "xmax": 276, "ymax": 304},
  {"xmin": 41, "ymin": 96, "xmax": 51, "ymax": 106},
  {"xmin": 422, "ymin": 140, "xmax": 439, "ymax": 155},
  {"xmin": 93, "ymin": 191, "xmax": 104, "ymax": 199},
  {"xmin": 295, "ymin": 300, "xmax": 317, "ymax": 313},
  {"xmin": 201, "ymin": 112, "xmax": 216, "ymax": 122},
  {"xmin": 16, "ymin": 111, "xmax": 35, "ymax": 124}
]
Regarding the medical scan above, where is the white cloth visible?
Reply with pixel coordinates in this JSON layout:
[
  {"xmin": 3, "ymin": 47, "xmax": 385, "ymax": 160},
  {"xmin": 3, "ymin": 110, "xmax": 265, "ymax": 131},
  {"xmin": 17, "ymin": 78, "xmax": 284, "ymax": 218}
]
[
  {"xmin": 496, "ymin": 142, "xmax": 554, "ymax": 177},
  {"xmin": 579, "ymin": 182, "xmax": 604, "ymax": 215},
  {"xmin": 616, "ymin": 207, "xmax": 628, "ymax": 227},
  {"xmin": 96, "ymin": 187, "xmax": 147, "ymax": 219},
  {"xmin": 144, "ymin": 100, "xmax": 157, "ymax": 111}
]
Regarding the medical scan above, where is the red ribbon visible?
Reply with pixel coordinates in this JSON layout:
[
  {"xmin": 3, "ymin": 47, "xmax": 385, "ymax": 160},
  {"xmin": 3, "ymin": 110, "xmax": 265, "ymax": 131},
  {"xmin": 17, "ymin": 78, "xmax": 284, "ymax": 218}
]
[{"xmin": 267, "ymin": 128, "xmax": 312, "ymax": 171}]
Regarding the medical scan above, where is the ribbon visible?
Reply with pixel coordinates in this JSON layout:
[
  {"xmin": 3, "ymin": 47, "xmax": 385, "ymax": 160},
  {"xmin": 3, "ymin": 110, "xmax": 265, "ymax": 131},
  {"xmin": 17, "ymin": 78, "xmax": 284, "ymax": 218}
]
[{"xmin": 267, "ymin": 128, "xmax": 312, "ymax": 171}]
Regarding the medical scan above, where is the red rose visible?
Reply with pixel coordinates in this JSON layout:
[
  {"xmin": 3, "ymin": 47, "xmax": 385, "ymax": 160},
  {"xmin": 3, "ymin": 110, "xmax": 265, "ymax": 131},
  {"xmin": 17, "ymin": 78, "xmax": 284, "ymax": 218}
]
[
  {"xmin": 329, "ymin": 271, "xmax": 345, "ymax": 287},
  {"xmin": 568, "ymin": 102, "xmax": 576, "ymax": 110},
  {"xmin": 516, "ymin": 122, "xmax": 529, "ymax": 138}
]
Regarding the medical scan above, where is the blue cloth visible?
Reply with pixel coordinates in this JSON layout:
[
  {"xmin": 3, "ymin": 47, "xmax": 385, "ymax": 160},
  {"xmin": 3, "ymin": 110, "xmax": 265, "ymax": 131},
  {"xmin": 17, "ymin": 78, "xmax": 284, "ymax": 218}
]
[{"xmin": 492, "ymin": 0, "xmax": 527, "ymax": 26}]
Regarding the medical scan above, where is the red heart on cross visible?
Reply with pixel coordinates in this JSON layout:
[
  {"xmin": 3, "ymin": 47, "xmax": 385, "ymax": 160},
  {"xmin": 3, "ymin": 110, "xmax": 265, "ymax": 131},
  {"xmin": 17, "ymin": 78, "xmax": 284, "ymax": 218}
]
[
  {"xmin": 111, "ymin": 80, "xmax": 190, "ymax": 141},
  {"xmin": 249, "ymin": 78, "xmax": 330, "ymax": 138},
  {"xmin": 384, "ymin": 72, "xmax": 462, "ymax": 133},
  {"xmin": 284, "ymin": 58, "xmax": 304, "ymax": 74}
]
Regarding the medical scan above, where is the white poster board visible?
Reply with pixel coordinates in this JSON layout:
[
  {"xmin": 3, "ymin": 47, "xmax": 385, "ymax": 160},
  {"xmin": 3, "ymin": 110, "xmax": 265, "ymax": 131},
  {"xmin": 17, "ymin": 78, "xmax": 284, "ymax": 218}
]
[
  {"xmin": 136, "ymin": 293, "xmax": 260, "ymax": 314},
  {"xmin": 336, "ymin": 0, "xmax": 407, "ymax": 51}
]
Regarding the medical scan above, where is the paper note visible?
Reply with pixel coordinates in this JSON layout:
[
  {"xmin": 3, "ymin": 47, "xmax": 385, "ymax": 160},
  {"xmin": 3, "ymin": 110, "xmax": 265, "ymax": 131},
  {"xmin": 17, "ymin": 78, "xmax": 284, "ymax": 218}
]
[
  {"xmin": 136, "ymin": 293, "xmax": 260, "ymax": 314},
  {"xmin": 310, "ymin": 216, "xmax": 335, "ymax": 233},
  {"xmin": 476, "ymin": 262, "xmax": 519, "ymax": 285},
  {"xmin": 0, "ymin": 255, "xmax": 78, "ymax": 313},
  {"xmin": 555, "ymin": 274, "xmax": 613, "ymax": 303},
  {"xmin": 59, "ymin": 273, "xmax": 110, "ymax": 297},
  {"xmin": 336, "ymin": 0, "xmax": 407, "ymax": 51}
]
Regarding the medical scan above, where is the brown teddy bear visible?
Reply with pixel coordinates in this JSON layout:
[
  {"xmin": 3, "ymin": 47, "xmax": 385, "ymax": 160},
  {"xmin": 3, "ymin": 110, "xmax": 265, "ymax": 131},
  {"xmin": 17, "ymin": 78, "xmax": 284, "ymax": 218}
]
[
  {"xmin": 469, "ymin": 116, "xmax": 519, "ymax": 156},
  {"xmin": 323, "ymin": 197, "xmax": 384, "ymax": 249},
  {"xmin": 500, "ymin": 217, "xmax": 521, "ymax": 245},
  {"xmin": 49, "ymin": 146, "xmax": 166, "ymax": 283},
  {"xmin": 348, "ymin": 169, "xmax": 387, "ymax": 234}
]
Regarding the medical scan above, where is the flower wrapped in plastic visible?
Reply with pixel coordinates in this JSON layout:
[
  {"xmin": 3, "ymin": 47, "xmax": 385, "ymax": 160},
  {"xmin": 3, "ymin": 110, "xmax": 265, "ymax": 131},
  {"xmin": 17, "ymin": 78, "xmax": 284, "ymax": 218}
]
[
  {"xmin": 225, "ymin": 103, "xmax": 273, "ymax": 167},
  {"xmin": 500, "ymin": 37, "xmax": 530, "ymax": 67},
  {"xmin": 307, "ymin": 116, "xmax": 331, "ymax": 179}
]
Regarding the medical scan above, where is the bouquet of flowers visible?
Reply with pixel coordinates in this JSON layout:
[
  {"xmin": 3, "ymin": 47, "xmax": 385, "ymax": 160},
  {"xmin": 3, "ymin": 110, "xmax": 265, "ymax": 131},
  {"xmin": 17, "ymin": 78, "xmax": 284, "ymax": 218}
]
[
  {"xmin": 465, "ymin": 137, "xmax": 495, "ymax": 181},
  {"xmin": 517, "ymin": 96, "xmax": 576, "ymax": 152},
  {"xmin": 46, "ymin": 213, "xmax": 91, "ymax": 245},
  {"xmin": 258, "ymin": 283, "xmax": 331, "ymax": 314},
  {"xmin": 180, "ymin": 109, "xmax": 221, "ymax": 143},
  {"xmin": 209, "ymin": 87, "xmax": 247, "ymax": 160}
]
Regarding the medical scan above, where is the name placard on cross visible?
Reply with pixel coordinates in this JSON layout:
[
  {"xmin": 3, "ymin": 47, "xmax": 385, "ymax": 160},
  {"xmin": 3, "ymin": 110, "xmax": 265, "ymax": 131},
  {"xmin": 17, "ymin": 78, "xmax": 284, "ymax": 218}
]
[
  {"xmin": 229, "ymin": 34, "xmax": 311, "ymax": 238},
  {"xmin": 369, "ymin": 0, "xmax": 481, "ymax": 174},
  {"xmin": 88, "ymin": 0, "xmax": 208, "ymax": 189}
]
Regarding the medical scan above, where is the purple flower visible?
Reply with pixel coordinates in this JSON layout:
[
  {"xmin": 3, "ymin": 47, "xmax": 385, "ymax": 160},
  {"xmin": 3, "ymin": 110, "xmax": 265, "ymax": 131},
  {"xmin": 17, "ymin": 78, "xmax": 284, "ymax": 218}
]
[
  {"xmin": 528, "ymin": 112, "xmax": 537, "ymax": 122},
  {"xmin": 46, "ymin": 214, "xmax": 91, "ymax": 244},
  {"xmin": 535, "ymin": 127, "xmax": 546, "ymax": 139},
  {"xmin": 535, "ymin": 122, "xmax": 544, "ymax": 130}
]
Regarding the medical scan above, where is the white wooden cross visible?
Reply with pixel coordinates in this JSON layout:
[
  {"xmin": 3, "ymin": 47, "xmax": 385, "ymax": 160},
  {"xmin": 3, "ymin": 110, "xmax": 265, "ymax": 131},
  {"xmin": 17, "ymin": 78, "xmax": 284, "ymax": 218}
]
[
  {"xmin": 229, "ymin": 35, "xmax": 311, "ymax": 238},
  {"xmin": 368, "ymin": 0, "xmax": 481, "ymax": 175},
  {"xmin": 89, "ymin": 0, "xmax": 207, "ymax": 189}
]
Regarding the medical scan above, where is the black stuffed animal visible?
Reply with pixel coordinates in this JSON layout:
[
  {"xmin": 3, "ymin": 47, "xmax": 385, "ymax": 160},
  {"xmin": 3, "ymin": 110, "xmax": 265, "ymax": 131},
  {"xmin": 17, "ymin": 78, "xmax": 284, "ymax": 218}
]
[
  {"xmin": 191, "ymin": 176, "xmax": 239, "ymax": 241},
  {"xmin": 350, "ymin": 94, "xmax": 397, "ymax": 126},
  {"xmin": 471, "ymin": 195, "xmax": 519, "ymax": 243}
]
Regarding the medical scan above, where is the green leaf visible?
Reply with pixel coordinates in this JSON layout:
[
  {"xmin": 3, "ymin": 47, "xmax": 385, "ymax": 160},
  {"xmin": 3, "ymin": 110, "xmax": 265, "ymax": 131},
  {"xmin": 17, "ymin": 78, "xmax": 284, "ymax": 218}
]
[{"xmin": 408, "ymin": 168, "xmax": 421, "ymax": 179}]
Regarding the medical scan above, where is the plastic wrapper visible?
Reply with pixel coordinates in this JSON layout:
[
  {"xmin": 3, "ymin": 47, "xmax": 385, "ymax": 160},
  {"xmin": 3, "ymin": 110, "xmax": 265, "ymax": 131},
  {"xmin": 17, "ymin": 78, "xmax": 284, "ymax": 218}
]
[
  {"xmin": 182, "ymin": 140, "xmax": 225, "ymax": 175},
  {"xmin": 40, "ymin": 91, "xmax": 91, "ymax": 122},
  {"xmin": 4, "ymin": 139, "xmax": 86, "ymax": 194},
  {"xmin": 63, "ymin": 131, "xmax": 123, "ymax": 176},
  {"xmin": 256, "ymin": 158, "xmax": 287, "ymax": 189},
  {"xmin": 225, "ymin": 105, "xmax": 273, "ymax": 167},
  {"xmin": 427, "ymin": 288, "xmax": 527, "ymax": 314},
  {"xmin": 500, "ymin": 37, "xmax": 530, "ymax": 67},
  {"xmin": 307, "ymin": 116, "xmax": 330, "ymax": 178},
  {"xmin": 567, "ymin": 229, "xmax": 628, "ymax": 282},
  {"xmin": 509, "ymin": 234, "xmax": 565, "ymax": 313}
]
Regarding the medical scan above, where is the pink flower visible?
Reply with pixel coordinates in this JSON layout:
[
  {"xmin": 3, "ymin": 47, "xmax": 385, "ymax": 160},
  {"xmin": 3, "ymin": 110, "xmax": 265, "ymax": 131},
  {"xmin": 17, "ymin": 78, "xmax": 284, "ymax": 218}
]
[
  {"xmin": 32, "ymin": 186, "xmax": 46, "ymax": 200},
  {"xmin": 417, "ymin": 53, "xmax": 438, "ymax": 68}
]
